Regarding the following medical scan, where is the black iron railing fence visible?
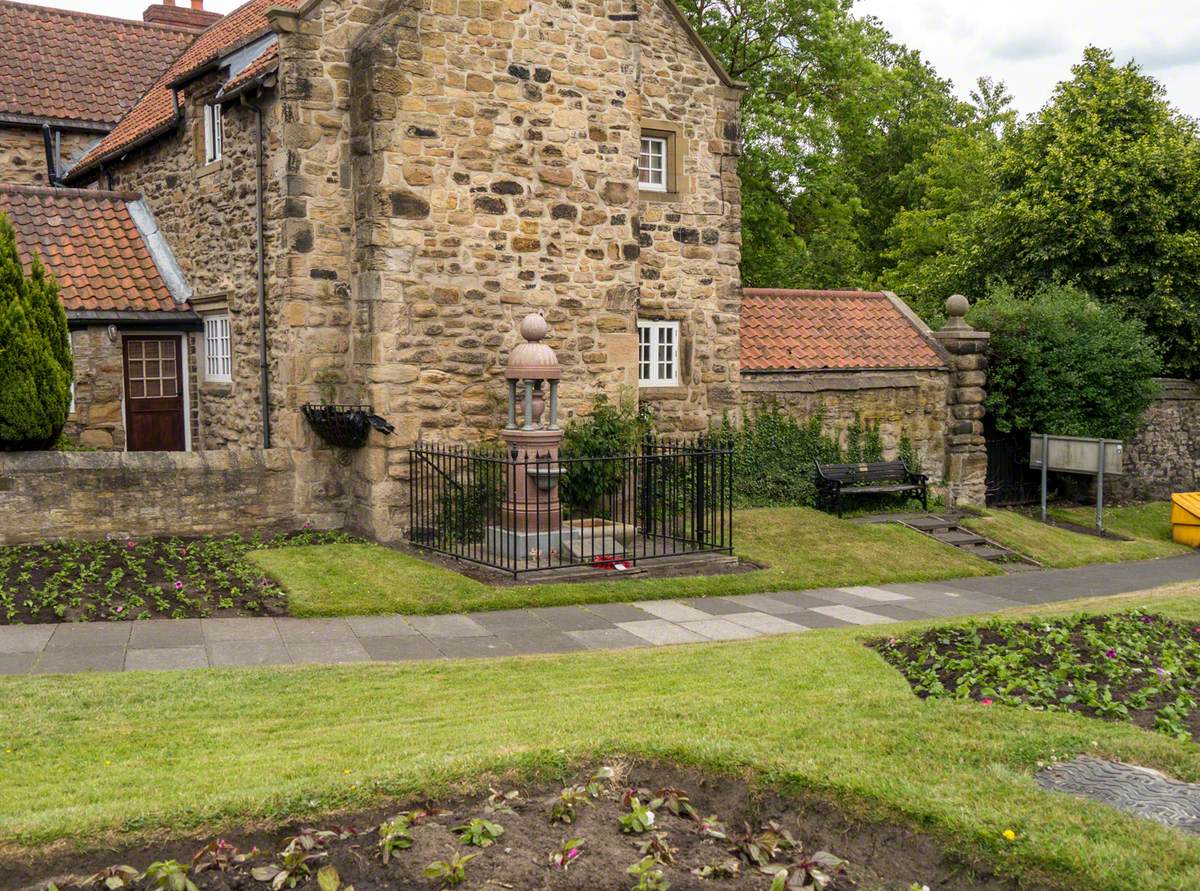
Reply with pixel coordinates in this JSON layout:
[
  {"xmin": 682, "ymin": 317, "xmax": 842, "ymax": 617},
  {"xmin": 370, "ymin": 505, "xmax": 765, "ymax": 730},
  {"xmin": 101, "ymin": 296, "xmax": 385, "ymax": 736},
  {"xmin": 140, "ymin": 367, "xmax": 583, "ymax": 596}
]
[{"xmin": 408, "ymin": 436, "xmax": 734, "ymax": 576}]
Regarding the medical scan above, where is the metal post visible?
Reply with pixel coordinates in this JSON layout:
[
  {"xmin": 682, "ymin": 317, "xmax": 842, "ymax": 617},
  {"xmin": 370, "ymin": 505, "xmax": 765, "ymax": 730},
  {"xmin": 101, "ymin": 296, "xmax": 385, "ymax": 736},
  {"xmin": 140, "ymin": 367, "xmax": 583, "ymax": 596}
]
[
  {"xmin": 548, "ymin": 380, "xmax": 559, "ymax": 429},
  {"xmin": 1096, "ymin": 438, "xmax": 1105, "ymax": 533},
  {"xmin": 1040, "ymin": 432, "xmax": 1049, "ymax": 524}
]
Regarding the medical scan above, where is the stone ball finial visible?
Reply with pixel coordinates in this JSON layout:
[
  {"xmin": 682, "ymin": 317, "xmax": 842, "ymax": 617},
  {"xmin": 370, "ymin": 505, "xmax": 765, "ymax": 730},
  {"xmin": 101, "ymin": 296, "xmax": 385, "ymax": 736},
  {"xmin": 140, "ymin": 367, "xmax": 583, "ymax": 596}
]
[
  {"xmin": 519, "ymin": 313, "xmax": 548, "ymax": 343},
  {"xmin": 946, "ymin": 294, "xmax": 970, "ymax": 318}
]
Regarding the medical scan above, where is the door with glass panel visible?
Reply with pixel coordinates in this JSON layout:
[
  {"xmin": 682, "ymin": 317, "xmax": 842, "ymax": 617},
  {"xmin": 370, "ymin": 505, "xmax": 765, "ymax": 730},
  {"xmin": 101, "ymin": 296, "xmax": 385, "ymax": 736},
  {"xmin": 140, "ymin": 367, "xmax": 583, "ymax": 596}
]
[{"xmin": 122, "ymin": 335, "xmax": 185, "ymax": 451}]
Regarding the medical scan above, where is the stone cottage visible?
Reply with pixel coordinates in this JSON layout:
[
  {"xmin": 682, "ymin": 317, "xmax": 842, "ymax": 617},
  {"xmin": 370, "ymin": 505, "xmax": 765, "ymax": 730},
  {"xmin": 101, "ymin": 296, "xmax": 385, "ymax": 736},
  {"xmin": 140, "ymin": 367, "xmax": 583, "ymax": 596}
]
[{"xmin": 0, "ymin": 0, "xmax": 745, "ymax": 539}]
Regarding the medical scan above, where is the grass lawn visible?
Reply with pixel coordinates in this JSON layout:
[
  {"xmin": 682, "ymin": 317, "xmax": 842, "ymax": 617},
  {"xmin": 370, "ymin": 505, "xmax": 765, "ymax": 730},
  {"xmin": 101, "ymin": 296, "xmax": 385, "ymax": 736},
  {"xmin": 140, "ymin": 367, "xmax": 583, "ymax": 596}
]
[
  {"xmin": 249, "ymin": 507, "xmax": 998, "ymax": 617},
  {"xmin": 963, "ymin": 502, "xmax": 1189, "ymax": 569},
  {"xmin": 4, "ymin": 588, "xmax": 1200, "ymax": 888}
]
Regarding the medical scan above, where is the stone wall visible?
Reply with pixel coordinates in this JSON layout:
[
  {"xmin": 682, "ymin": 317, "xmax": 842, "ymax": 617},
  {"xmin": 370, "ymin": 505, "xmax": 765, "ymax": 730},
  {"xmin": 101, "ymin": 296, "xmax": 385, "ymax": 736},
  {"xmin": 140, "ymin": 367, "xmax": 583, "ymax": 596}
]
[
  {"xmin": 741, "ymin": 369, "xmax": 951, "ymax": 482},
  {"xmin": 0, "ymin": 449, "xmax": 307, "ymax": 545},
  {"xmin": 1114, "ymin": 378, "xmax": 1200, "ymax": 500},
  {"xmin": 64, "ymin": 325, "xmax": 127, "ymax": 450},
  {"xmin": 0, "ymin": 126, "xmax": 97, "ymax": 185},
  {"xmin": 105, "ymin": 83, "xmax": 285, "ymax": 452}
]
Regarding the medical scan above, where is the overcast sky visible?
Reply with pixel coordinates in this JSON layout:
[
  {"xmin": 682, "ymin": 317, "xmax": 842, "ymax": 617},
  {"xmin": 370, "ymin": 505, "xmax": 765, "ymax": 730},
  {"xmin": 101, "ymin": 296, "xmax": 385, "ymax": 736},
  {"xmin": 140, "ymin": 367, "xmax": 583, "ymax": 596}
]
[{"xmin": 35, "ymin": 0, "xmax": 1200, "ymax": 119}]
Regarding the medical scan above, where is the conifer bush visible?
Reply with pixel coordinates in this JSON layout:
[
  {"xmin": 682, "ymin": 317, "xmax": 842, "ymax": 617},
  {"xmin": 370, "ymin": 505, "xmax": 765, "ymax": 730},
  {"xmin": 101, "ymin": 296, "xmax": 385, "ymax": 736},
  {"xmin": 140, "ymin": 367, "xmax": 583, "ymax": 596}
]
[{"xmin": 0, "ymin": 213, "xmax": 72, "ymax": 450}]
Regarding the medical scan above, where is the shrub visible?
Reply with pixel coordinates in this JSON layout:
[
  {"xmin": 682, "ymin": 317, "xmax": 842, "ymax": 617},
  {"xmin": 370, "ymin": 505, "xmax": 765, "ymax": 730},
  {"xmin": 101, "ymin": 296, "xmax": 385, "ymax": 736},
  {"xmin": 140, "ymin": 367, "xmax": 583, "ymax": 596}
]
[
  {"xmin": 560, "ymin": 394, "xmax": 652, "ymax": 514},
  {"xmin": 0, "ymin": 213, "xmax": 71, "ymax": 450},
  {"xmin": 712, "ymin": 404, "xmax": 839, "ymax": 507},
  {"xmin": 968, "ymin": 284, "xmax": 1162, "ymax": 440}
]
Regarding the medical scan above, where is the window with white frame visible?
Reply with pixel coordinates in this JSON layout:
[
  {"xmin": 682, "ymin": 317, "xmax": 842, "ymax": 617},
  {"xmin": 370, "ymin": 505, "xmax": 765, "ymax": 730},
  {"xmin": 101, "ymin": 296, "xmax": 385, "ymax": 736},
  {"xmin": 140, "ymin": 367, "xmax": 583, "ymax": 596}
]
[
  {"xmin": 203, "ymin": 314, "xmax": 232, "ymax": 382},
  {"xmin": 203, "ymin": 103, "xmax": 223, "ymax": 164},
  {"xmin": 639, "ymin": 136, "xmax": 668, "ymax": 192},
  {"xmin": 637, "ymin": 320, "xmax": 679, "ymax": 387}
]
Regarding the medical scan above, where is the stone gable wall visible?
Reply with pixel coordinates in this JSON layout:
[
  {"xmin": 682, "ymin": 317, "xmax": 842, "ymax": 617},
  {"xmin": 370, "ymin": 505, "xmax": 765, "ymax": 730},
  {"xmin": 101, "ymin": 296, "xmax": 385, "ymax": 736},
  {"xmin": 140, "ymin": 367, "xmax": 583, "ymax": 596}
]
[
  {"xmin": 104, "ymin": 80, "xmax": 286, "ymax": 453},
  {"xmin": 0, "ymin": 126, "xmax": 97, "ymax": 185}
]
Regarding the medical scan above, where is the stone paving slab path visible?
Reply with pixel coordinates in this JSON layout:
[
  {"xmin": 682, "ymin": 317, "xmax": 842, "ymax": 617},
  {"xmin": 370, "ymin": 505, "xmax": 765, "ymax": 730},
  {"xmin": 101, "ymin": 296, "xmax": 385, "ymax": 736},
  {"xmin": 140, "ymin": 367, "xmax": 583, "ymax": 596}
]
[{"xmin": 3, "ymin": 552, "xmax": 1199, "ymax": 675}]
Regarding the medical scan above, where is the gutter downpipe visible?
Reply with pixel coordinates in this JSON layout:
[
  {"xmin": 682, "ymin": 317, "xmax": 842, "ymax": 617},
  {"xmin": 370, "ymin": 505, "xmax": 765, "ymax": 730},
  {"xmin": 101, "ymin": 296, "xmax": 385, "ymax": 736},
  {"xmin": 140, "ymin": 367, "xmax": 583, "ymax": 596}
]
[{"xmin": 242, "ymin": 89, "xmax": 272, "ymax": 449}]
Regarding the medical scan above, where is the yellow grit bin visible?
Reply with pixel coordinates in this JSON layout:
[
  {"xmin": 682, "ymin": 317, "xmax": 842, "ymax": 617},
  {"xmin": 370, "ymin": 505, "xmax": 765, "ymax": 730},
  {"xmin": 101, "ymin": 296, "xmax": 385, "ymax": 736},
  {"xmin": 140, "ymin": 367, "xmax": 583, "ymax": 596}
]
[{"xmin": 1171, "ymin": 493, "xmax": 1200, "ymax": 547}]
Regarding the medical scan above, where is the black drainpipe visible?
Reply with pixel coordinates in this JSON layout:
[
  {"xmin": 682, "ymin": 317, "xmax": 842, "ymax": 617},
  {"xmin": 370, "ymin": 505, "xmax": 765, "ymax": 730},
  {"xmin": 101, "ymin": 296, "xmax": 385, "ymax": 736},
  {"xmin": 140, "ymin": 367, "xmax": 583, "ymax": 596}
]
[
  {"xmin": 41, "ymin": 124, "xmax": 60, "ymax": 186},
  {"xmin": 242, "ymin": 90, "xmax": 272, "ymax": 449}
]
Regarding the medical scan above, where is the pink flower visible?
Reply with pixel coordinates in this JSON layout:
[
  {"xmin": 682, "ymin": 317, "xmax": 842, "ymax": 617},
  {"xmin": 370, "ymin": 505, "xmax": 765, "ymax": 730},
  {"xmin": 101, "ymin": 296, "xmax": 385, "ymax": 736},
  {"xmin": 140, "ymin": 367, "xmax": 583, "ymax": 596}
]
[
  {"xmin": 1105, "ymin": 648, "xmax": 1117, "ymax": 659},
  {"xmin": 179, "ymin": 547, "xmax": 188, "ymax": 557},
  {"xmin": 981, "ymin": 698, "xmax": 993, "ymax": 706},
  {"xmin": 114, "ymin": 605, "xmax": 123, "ymax": 613},
  {"xmin": 126, "ymin": 540, "xmax": 136, "ymax": 549},
  {"xmin": 174, "ymin": 581, "xmax": 184, "ymax": 591}
]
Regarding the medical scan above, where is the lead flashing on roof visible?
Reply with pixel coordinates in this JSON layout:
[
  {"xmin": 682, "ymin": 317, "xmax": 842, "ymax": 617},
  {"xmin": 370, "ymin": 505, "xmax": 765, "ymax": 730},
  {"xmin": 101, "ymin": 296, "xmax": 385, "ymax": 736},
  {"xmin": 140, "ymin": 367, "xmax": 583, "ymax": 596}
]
[{"xmin": 127, "ymin": 199, "xmax": 194, "ymax": 306}]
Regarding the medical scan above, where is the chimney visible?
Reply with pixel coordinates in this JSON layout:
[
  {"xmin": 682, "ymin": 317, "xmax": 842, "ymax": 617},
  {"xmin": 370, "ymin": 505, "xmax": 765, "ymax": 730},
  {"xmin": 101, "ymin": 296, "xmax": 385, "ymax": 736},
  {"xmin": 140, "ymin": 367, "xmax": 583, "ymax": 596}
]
[{"xmin": 143, "ymin": 0, "xmax": 220, "ymax": 30}]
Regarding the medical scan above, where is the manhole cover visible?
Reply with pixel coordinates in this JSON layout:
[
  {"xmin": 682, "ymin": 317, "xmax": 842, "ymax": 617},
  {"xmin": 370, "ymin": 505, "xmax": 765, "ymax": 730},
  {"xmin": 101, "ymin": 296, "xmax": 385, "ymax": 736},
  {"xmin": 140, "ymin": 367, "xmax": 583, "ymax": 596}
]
[{"xmin": 1036, "ymin": 755, "xmax": 1200, "ymax": 832}]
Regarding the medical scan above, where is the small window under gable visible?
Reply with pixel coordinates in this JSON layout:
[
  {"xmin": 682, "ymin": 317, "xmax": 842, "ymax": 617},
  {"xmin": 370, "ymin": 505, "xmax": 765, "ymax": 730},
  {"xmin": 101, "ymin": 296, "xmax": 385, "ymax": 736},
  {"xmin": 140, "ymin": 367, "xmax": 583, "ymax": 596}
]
[
  {"xmin": 639, "ymin": 136, "xmax": 668, "ymax": 192},
  {"xmin": 203, "ymin": 313, "xmax": 232, "ymax": 383},
  {"xmin": 203, "ymin": 103, "xmax": 223, "ymax": 165},
  {"xmin": 637, "ymin": 320, "xmax": 680, "ymax": 387}
]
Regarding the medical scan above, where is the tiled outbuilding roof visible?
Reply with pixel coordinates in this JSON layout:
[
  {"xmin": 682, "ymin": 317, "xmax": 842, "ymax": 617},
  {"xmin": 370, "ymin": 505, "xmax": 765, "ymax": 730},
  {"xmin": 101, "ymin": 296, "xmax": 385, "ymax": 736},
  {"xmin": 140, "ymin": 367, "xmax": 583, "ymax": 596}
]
[
  {"xmin": 0, "ymin": 1, "xmax": 195, "ymax": 128},
  {"xmin": 741, "ymin": 288, "xmax": 947, "ymax": 371},
  {"xmin": 69, "ymin": 0, "xmax": 302, "ymax": 177},
  {"xmin": 0, "ymin": 184, "xmax": 190, "ymax": 314}
]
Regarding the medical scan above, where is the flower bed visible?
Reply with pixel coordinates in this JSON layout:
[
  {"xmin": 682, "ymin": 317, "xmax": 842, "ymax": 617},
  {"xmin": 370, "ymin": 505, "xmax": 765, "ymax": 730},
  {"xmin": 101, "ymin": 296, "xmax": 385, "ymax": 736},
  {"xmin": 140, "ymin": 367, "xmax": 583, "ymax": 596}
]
[
  {"xmin": 873, "ymin": 611, "xmax": 1200, "ymax": 741},
  {"xmin": 17, "ymin": 765, "xmax": 1026, "ymax": 891},
  {"xmin": 0, "ymin": 529, "xmax": 351, "ymax": 624}
]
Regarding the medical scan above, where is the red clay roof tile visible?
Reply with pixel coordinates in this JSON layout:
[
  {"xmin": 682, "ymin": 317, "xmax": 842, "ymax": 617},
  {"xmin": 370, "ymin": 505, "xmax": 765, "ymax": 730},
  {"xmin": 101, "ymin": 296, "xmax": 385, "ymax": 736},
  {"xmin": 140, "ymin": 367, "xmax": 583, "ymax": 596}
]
[
  {"xmin": 69, "ymin": 0, "xmax": 302, "ymax": 177},
  {"xmin": 0, "ymin": 183, "xmax": 186, "ymax": 313},
  {"xmin": 0, "ymin": 1, "xmax": 195, "ymax": 127},
  {"xmin": 741, "ymin": 288, "xmax": 946, "ymax": 371}
]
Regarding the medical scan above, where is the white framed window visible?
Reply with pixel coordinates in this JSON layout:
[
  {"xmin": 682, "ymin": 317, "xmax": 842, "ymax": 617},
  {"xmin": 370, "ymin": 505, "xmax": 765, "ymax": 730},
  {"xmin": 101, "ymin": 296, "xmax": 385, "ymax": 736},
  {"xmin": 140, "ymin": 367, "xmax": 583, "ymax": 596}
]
[
  {"xmin": 639, "ymin": 136, "xmax": 668, "ymax": 192},
  {"xmin": 203, "ymin": 314, "xmax": 232, "ymax": 383},
  {"xmin": 637, "ymin": 320, "xmax": 680, "ymax": 387},
  {"xmin": 203, "ymin": 103, "xmax": 223, "ymax": 164}
]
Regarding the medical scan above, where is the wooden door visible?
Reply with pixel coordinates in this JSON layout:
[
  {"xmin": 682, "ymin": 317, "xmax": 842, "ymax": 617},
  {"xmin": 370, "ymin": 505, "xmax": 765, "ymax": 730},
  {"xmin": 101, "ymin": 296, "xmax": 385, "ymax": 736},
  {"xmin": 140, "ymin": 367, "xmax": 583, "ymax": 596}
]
[{"xmin": 123, "ymin": 335, "xmax": 185, "ymax": 452}]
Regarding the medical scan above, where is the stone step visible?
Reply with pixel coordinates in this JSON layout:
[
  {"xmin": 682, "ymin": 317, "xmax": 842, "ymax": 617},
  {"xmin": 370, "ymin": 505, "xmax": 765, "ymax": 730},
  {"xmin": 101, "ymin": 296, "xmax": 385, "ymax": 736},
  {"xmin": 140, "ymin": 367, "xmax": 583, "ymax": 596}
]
[
  {"xmin": 967, "ymin": 545, "xmax": 1015, "ymax": 561},
  {"xmin": 933, "ymin": 529, "xmax": 987, "ymax": 546},
  {"xmin": 906, "ymin": 516, "xmax": 956, "ymax": 532}
]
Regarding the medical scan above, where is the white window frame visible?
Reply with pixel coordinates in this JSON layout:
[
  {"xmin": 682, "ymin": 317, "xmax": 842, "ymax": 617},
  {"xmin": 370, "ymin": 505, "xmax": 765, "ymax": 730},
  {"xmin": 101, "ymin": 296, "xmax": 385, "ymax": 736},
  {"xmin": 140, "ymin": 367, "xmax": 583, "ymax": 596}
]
[
  {"xmin": 202, "ymin": 313, "xmax": 232, "ymax": 383},
  {"xmin": 203, "ymin": 103, "xmax": 223, "ymax": 164},
  {"xmin": 637, "ymin": 320, "xmax": 680, "ymax": 387},
  {"xmin": 639, "ymin": 136, "xmax": 668, "ymax": 192}
]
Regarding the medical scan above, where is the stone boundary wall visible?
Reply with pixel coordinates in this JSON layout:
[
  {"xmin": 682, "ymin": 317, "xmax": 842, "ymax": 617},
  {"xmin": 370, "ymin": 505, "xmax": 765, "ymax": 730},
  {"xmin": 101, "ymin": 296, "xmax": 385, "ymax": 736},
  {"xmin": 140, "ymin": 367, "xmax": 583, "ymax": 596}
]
[
  {"xmin": 0, "ymin": 450, "xmax": 330, "ymax": 545},
  {"xmin": 1114, "ymin": 378, "xmax": 1200, "ymax": 500},
  {"xmin": 741, "ymin": 368, "xmax": 951, "ymax": 485}
]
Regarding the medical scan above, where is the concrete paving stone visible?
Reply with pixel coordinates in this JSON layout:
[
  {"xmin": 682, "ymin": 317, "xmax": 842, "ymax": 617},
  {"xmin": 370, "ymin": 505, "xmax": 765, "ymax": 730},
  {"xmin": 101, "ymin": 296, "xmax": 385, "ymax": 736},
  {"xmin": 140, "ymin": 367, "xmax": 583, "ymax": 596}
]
[
  {"xmin": 809, "ymin": 604, "xmax": 897, "ymax": 626},
  {"xmin": 33, "ymin": 645, "xmax": 126, "ymax": 674},
  {"xmin": 567, "ymin": 627, "xmax": 649, "ymax": 650},
  {"xmin": 718, "ymin": 594, "xmax": 809, "ymax": 615},
  {"xmin": 880, "ymin": 581, "xmax": 977, "ymax": 599},
  {"xmin": 207, "ymin": 639, "xmax": 292, "ymax": 667},
  {"xmin": 0, "ymin": 652, "xmax": 36, "ymax": 674},
  {"xmin": 582, "ymin": 602, "xmax": 653, "ymax": 623},
  {"xmin": 836, "ymin": 585, "xmax": 913, "ymax": 603},
  {"xmin": 495, "ymin": 628, "xmax": 589, "ymax": 654},
  {"xmin": 124, "ymin": 646, "xmax": 209, "ymax": 672},
  {"xmin": 274, "ymin": 617, "xmax": 358, "ymax": 644},
  {"xmin": 722, "ymin": 612, "xmax": 809, "ymax": 634},
  {"xmin": 437, "ymin": 636, "xmax": 518, "ymax": 659},
  {"xmin": 285, "ymin": 639, "xmax": 371, "ymax": 665},
  {"xmin": 762, "ymin": 590, "xmax": 845, "ymax": 608},
  {"xmin": 46, "ymin": 622, "xmax": 131, "ymax": 649},
  {"xmin": 345, "ymin": 615, "xmax": 419, "ymax": 638},
  {"xmin": 469, "ymin": 609, "xmax": 551, "ymax": 633},
  {"xmin": 676, "ymin": 596, "xmax": 752, "ymax": 616},
  {"xmin": 129, "ymin": 619, "xmax": 203, "ymax": 649},
  {"xmin": 408, "ymin": 614, "xmax": 492, "ymax": 638},
  {"xmin": 535, "ymin": 605, "xmax": 616, "ymax": 631},
  {"xmin": 616, "ymin": 619, "xmax": 707, "ymax": 646},
  {"xmin": 0, "ymin": 624, "xmax": 55, "ymax": 654},
  {"xmin": 361, "ymin": 635, "xmax": 445, "ymax": 662},
  {"xmin": 679, "ymin": 619, "xmax": 762, "ymax": 641},
  {"xmin": 632, "ymin": 601, "xmax": 714, "ymax": 623},
  {"xmin": 856, "ymin": 604, "xmax": 935, "ymax": 623},
  {"xmin": 794, "ymin": 610, "xmax": 853, "ymax": 629},
  {"xmin": 202, "ymin": 617, "xmax": 282, "ymax": 643}
]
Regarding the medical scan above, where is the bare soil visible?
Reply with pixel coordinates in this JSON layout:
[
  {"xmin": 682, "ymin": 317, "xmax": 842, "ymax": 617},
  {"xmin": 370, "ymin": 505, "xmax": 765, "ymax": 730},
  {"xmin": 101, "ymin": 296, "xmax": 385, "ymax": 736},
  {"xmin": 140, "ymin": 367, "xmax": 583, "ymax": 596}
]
[{"xmin": 9, "ymin": 764, "xmax": 1050, "ymax": 891}]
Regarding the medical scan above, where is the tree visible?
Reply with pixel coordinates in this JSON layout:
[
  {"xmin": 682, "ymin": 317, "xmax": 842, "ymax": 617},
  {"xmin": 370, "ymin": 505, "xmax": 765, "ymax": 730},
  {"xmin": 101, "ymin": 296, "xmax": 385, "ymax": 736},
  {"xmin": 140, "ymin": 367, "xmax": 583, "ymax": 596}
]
[
  {"xmin": 0, "ymin": 213, "xmax": 71, "ymax": 449},
  {"xmin": 968, "ymin": 284, "xmax": 1161, "ymax": 440}
]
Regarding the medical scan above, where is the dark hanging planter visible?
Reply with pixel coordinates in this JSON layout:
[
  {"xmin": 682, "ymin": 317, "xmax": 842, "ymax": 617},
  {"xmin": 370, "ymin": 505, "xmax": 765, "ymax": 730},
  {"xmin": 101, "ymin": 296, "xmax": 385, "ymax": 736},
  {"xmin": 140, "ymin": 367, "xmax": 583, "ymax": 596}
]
[{"xmin": 301, "ymin": 404, "xmax": 395, "ymax": 449}]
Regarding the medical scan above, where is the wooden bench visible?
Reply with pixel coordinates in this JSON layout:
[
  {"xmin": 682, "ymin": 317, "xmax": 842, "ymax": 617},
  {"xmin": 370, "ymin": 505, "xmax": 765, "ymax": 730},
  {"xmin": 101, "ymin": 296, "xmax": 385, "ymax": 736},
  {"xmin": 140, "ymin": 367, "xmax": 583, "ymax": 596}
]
[{"xmin": 814, "ymin": 460, "xmax": 928, "ymax": 517}]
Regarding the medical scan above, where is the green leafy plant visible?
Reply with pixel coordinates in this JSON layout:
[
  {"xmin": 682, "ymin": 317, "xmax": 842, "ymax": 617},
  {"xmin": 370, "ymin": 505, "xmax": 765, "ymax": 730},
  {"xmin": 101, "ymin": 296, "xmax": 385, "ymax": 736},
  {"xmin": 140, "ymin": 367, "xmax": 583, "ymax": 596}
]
[
  {"xmin": 548, "ymin": 837, "xmax": 584, "ymax": 870},
  {"xmin": 585, "ymin": 765, "xmax": 616, "ymax": 797},
  {"xmin": 453, "ymin": 817, "xmax": 504, "ymax": 847},
  {"xmin": 192, "ymin": 839, "xmax": 257, "ymax": 874},
  {"xmin": 696, "ymin": 814, "xmax": 728, "ymax": 840},
  {"xmin": 139, "ymin": 861, "xmax": 199, "ymax": 891},
  {"xmin": 763, "ymin": 852, "xmax": 847, "ymax": 890},
  {"xmin": 550, "ymin": 785, "xmax": 592, "ymax": 824},
  {"xmin": 82, "ymin": 866, "xmax": 138, "ymax": 890},
  {"xmin": 692, "ymin": 857, "xmax": 741, "ymax": 878},
  {"xmin": 316, "ymin": 865, "xmax": 355, "ymax": 891},
  {"xmin": 377, "ymin": 815, "xmax": 415, "ymax": 863},
  {"xmin": 637, "ymin": 831, "xmax": 678, "ymax": 864},
  {"xmin": 731, "ymin": 821, "xmax": 797, "ymax": 867},
  {"xmin": 619, "ymin": 796, "xmax": 659, "ymax": 834},
  {"xmin": 421, "ymin": 852, "xmax": 477, "ymax": 888},
  {"xmin": 251, "ymin": 834, "xmax": 333, "ymax": 890},
  {"xmin": 656, "ymin": 787, "xmax": 697, "ymax": 819},
  {"xmin": 560, "ymin": 395, "xmax": 653, "ymax": 515},
  {"xmin": 484, "ymin": 787, "xmax": 522, "ymax": 815},
  {"xmin": 627, "ymin": 855, "xmax": 671, "ymax": 891}
]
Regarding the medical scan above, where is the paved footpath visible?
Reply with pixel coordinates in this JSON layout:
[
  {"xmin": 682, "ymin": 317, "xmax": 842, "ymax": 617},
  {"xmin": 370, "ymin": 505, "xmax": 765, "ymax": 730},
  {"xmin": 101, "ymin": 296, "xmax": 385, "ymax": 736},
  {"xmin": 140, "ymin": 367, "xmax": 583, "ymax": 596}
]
[{"xmin": 3, "ymin": 553, "xmax": 1200, "ymax": 675}]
